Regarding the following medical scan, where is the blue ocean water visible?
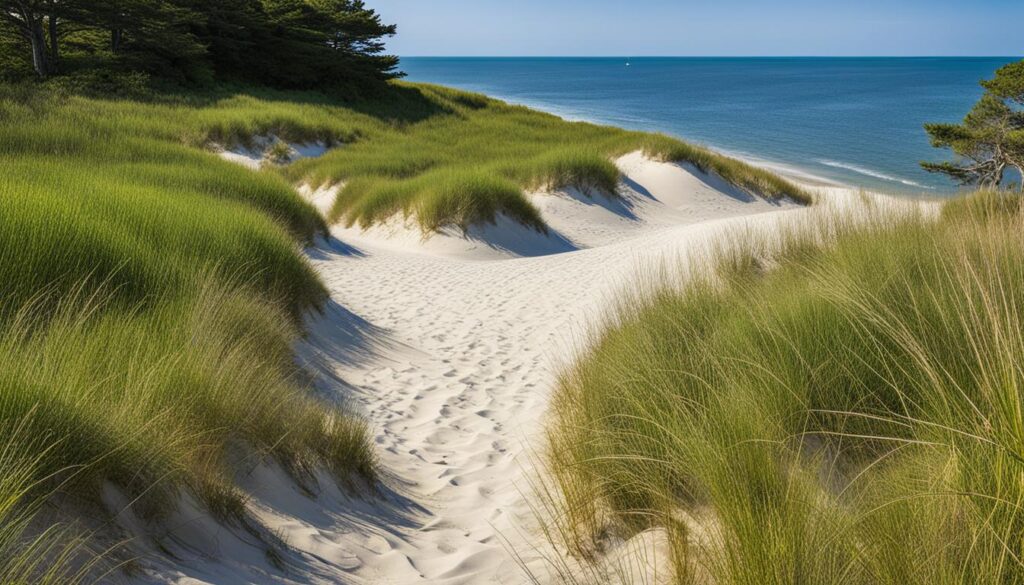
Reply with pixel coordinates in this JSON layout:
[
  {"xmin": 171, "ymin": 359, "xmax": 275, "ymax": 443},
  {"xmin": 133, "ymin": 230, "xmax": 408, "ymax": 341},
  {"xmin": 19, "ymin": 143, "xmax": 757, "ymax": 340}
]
[{"xmin": 399, "ymin": 57, "xmax": 1018, "ymax": 194}]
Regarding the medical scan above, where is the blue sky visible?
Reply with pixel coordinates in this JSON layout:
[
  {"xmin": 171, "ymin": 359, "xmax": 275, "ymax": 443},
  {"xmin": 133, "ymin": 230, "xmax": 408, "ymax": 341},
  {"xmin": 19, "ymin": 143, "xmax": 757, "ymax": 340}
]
[{"xmin": 366, "ymin": 0, "xmax": 1024, "ymax": 57}]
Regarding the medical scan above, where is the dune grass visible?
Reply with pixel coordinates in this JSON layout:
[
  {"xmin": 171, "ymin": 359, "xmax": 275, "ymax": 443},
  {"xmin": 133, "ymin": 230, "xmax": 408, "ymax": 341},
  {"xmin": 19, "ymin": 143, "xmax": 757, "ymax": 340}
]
[
  {"xmin": 0, "ymin": 415, "xmax": 110, "ymax": 584},
  {"xmin": 0, "ymin": 83, "xmax": 380, "ymax": 569},
  {"xmin": 548, "ymin": 192, "xmax": 1024, "ymax": 584},
  {"xmin": 0, "ymin": 78, "xmax": 808, "ymax": 577},
  {"xmin": 284, "ymin": 83, "xmax": 812, "ymax": 232},
  {"xmin": 640, "ymin": 134, "xmax": 812, "ymax": 202}
]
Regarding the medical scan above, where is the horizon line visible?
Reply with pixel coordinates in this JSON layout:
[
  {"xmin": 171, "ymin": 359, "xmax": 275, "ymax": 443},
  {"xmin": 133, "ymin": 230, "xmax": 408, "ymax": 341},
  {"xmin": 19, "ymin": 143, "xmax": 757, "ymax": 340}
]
[{"xmin": 398, "ymin": 55, "xmax": 1021, "ymax": 59}]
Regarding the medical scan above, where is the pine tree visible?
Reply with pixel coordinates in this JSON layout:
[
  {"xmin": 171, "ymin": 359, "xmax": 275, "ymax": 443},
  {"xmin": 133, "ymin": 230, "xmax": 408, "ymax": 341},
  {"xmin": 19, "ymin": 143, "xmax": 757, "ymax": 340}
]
[
  {"xmin": 922, "ymin": 61, "xmax": 1024, "ymax": 191},
  {"xmin": 257, "ymin": 0, "xmax": 399, "ymax": 90},
  {"xmin": 982, "ymin": 60, "xmax": 1024, "ymax": 104},
  {"xmin": 88, "ymin": 0, "xmax": 208, "ymax": 80},
  {"xmin": 0, "ymin": 0, "xmax": 400, "ymax": 91},
  {"xmin": 312, "ymin": 0, "xmax": 399, "ymax": 80}
]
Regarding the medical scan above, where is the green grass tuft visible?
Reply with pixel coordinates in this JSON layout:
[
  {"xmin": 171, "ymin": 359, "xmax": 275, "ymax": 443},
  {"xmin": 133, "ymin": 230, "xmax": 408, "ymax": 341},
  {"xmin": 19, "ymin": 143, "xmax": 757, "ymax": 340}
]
[
  {"xmin": 0, "ymin": 414, "xmax": 110, "ymax": 584},
  {"xmin": 286, "ymin": 83, "xmax": 812, "ymax": 233},
  {"xmin": 548, "ymin": 191, "xmax": 1024, "ymax": 583},
  {"xmin": 641, "ymin": 133, "xmax": 814, "ymax": 204},
  {"xmin": 332, "ymin": 169, "xmax": 547, "ymax": 233},
  {"xmin": 0, "ymin": 84, "xmax": 376, "ymax": 547},
  {"xmin": 941, "ymin": 188, "xmax": 1023, "ymax": 222}
]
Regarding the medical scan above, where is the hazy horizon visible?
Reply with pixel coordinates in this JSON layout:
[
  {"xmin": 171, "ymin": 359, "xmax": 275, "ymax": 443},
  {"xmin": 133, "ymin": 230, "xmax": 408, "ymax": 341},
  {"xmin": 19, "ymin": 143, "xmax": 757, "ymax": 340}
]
[{"xmin": 367, "ymin": 0, "xmax": 1024, "ymax": 58}]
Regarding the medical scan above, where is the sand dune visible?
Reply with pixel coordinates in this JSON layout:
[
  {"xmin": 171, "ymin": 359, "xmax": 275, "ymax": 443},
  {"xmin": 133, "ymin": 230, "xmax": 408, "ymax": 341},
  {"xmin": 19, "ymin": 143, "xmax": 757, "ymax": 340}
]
[
  {"xmin": 137, "ymin": 153, "xmax": 806, "ymax": 584},
  {"xmin": 216, "ymin": 137, "xmax": 330, "ymax": 170}
]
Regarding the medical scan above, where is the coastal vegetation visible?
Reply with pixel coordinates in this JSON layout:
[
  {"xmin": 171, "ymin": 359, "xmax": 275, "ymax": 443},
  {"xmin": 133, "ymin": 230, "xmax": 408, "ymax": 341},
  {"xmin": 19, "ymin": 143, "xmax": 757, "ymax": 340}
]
[
  {"xmin": 5, "ymin": 5, "xmax": 1007, "ymax": 579},
  {"xmin": 923, "ymin": 61, "xmax": 1024, "ymax": 189},
  {"xmin": 546, "ymin": 61, "xmax": 1024, "ymax": 585},
  {"xmin": 286, "ymin": 85, "xmax": 811, "ymax": 232},
  {"xmin": 0, "ymin": 417, "xmax": 112, "ymax": 583},
  {"xmin": 548, "ymin": 191, "xmax": 1024, "ymax": 583},
  {"xmin": 0, "ymin": 0, "xmax": 399, "ymax": 92},
  {"xmin": 0, "ymin": 72, "xmax": 808, "ymax": 577},
  {"xmin": 1, "ymin": 3, "xmax": 415, "ymax": 577},
  {"xmin": 0, "ymin": 83, "xmax": 383, "ymax": 571}
]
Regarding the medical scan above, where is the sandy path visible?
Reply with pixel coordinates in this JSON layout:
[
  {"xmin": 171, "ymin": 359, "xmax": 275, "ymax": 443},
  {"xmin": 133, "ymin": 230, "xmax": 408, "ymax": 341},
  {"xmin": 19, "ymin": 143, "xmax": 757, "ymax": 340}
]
[
  {"xmin": 283, "ymin": 155, "xmax": 801, "ymax": 584},
  {"xmin": 302, "ymin": 223, "xmax": 745, "ymax": 584},
  {"xmin": 137, "ymin": 154, "xmax": 803, "ymax": 585}
]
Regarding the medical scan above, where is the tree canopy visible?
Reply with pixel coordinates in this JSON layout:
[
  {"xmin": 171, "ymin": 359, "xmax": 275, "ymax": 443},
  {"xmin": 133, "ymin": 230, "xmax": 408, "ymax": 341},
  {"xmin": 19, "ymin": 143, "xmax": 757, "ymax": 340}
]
[
  {"xmin": 922, "ymin": 60, "xmax": 1024, "ymax": 190},
  {"xmin": 0, "ymin": 0, "xmax": 400, "ymax": 92}
]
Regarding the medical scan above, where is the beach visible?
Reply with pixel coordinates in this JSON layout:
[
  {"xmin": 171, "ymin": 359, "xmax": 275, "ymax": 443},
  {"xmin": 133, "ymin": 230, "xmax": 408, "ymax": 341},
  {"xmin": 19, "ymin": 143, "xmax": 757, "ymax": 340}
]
[
  {"xmin": 137, "ymin": 150, "xmax": 837, "ymax": 584},
  {"xmin": 2, "ymin": 1, "xmax": 1019, "ymax": 581}
]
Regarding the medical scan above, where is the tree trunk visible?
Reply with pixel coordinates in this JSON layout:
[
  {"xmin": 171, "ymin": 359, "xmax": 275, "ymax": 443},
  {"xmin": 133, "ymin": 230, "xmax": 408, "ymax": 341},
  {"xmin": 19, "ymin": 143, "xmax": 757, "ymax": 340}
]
[
  {"xmin": 29, "ymin": 20, "xmax": 49, "ymax": 78},
  {"xmin": 47, "ymin": 15, "xmax": 59, "ymax": 71},
  {"xmin": 987, "ymin": 163, "xmax": 1006, "ymax": 191},
  {"xmin": 111, "ymin": 28, "xmax": 122, "ymax": 53}
]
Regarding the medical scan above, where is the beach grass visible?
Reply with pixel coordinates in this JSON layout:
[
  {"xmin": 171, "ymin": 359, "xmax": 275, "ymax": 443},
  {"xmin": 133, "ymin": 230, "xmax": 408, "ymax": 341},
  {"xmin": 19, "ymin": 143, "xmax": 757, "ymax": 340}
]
[
  {"xmin": 0, "ymin": 78, "xmax": 808, "ymax": 576},
  {"xmin": 284, "ymin": 83, "xmax": 812, "ymax": 232},
  {"xmin": 547, "ymin": 191, "xmax": 1024, "ymax": 584},
  {"xmin": 0, "ymin": 414, "xmax": 109, "ymax": 584},
  {"xmin": 0, "ymin": 84, "xmax": 377, "ymax": 552}
]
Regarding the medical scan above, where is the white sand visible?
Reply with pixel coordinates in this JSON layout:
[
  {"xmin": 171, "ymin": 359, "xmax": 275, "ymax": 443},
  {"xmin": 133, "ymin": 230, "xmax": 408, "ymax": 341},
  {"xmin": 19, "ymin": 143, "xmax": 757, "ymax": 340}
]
[
  {"xmin": 135, "ymin": 154, "xmax": 825, "ymax": 584},
  {"xmin": 216, "ymin": 136, "xmax": 330, "ymax": 170}
]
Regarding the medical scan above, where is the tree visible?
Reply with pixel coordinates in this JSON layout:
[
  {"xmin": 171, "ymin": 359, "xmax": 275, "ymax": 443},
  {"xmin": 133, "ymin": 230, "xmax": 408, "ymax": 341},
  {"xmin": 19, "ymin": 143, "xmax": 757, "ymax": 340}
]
[
  {"xmin": 0, "ymin": 0, "xmax": 204, "ymax": 79},
  {"xmin": 312, "ymin": 0, "xmax": 399, "ymax": 79},
  {"xmin": 983, "ymin": 60, "xmax": 1024, "ymax": 105},
  {"xmin": 180, "ymin": 0, "xmax": 268, "ymax": 82},
  {"xmin": 81, "ymin": 0, "xmax": 208, "ymax": 79},
  {"xmin": 0, "ymin": 14, "xmax": 33, "ymax": 79},
  {"xmin": 257, "ymin": 0, "xmax": 400, "ymax": 90},
  {"xmin": 922, "ymin": 61, "xmax": 1024, "ymax": 191},
  {"xmin": 0, "ymin": 0, "xmax": 91, "ymax": 76},
  {"xmin": 1, "ymin": 1, "xmax": 52, "ymax": 76},
  {"xmin": 0, "ymin": 0, "xmax": 400, "ymax": 90},
  {"xmin": 42, "ymin": 0, "xmax": 99, "ymax": 71}
]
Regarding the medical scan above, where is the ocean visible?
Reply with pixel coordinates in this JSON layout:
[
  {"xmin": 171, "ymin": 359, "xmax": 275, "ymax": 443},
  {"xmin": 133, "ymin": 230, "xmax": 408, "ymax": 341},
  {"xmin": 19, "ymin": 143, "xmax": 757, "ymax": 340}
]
[{"xmin": 399, "ymin": 57, "xmax": 1017, "ymax": 194}]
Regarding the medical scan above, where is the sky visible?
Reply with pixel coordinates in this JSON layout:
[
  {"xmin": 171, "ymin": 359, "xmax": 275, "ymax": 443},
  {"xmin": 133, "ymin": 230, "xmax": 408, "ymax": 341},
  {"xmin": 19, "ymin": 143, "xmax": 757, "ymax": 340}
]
[{"xmin": 366, "ymin": 0, "xmax": 1024, "ymax": 57}]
